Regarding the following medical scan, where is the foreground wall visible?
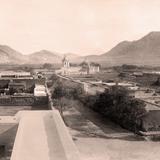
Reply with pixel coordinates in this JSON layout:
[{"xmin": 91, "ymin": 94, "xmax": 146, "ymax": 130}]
[{"xmin": 11, "ymin": 111, "xmax": 80, "ymax": 160}]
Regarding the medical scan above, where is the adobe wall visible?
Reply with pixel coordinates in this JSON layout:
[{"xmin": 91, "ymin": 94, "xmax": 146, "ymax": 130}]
[
  {"xmin": 140, "ymin": 111, "xmax": 160, "ymax": 132},
  {"xmin": 0, "ymin": 96, "xmax": 34, "ymax": 106},
  {"xmin": 0, "ymin": 96, "xmax": 48, "ymax": 106},
  {"xmin": 0, "ymin": 79, "xmax": 35, "ymax": 90}
]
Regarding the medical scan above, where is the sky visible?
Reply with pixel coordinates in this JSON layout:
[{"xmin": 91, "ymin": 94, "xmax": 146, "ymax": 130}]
[{"xmin": 0, "ymin": 0, "xmax": 160, "ymax": 55}]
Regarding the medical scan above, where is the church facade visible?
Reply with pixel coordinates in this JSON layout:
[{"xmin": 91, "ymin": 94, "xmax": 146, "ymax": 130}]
[{"xmin": 56, "ymin": 56, "xmax": 100, "ymax": 76}]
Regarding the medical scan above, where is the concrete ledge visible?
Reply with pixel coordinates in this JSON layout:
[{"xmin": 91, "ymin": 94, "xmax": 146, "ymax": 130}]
[
  {"xmin": 10, "ymin": 111, "xmax": 80, "ymax": 160},
  {"xmin": 52, "ymin": 110, "xmax": 80, "ymax": 160}
]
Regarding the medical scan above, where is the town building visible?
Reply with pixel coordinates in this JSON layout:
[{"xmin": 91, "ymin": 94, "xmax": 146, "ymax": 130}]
[
  {"xmin": 0, "ymin": 71, "xmax": 32, "ymax": 78},
  {"xmin": 138, "ymin": 102, "xmax": 160, "ymax": 132},
  {"xmin": 57, "ymin": 56, "xmax": 100, "ymax": 75},
  {"xmin": 132, "ymin": 71, "xmax": 143, "ymax": 77},
  {"xmin": 34, "ymin": 84, "xmax": 47, "ymax": 97},
  {"xmin": 8, "ymin": 81, "xmax": 26, "ymax": 93}
]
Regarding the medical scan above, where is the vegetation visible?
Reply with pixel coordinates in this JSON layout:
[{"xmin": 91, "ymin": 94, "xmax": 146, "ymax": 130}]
[
  {"xmin": 51, "ymin": 78, "xmax": 83, "ymax": 118},
  {"xmin": 52, "ymin": 80, "xmax": 83, "ymax": 99},
  {"xmin": 49, "ymin": 74, "xmax": 59, "ymax": 82},
  {"xmin": 81, "ymin": 86, "xmax": 147, "ymax": 132},
  {"xmin": 153, "ymin": 77, "xmax": 160, "ymax": 86},
  {"xmin": 121, "ymin": 64, "xmax": 139, "ymax": 70},
  {"xmin": 43, "ymin": 63, "xmax": 52, "ymax": 69}
]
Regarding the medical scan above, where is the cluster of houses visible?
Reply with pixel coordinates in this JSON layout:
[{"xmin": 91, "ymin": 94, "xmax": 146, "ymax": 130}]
[{"xmin": 0, "ymin": 70, "xmax": 48, "ymax": 106}]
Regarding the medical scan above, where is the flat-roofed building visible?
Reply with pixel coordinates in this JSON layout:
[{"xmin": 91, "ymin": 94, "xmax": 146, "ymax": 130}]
[
  {"xmin": 0, "ymin": 71, "xmax": 31, "ymax": 78},
  {"xmin": 34, "ymin": 85, "xmax": 47, "ymax": 97},
  {"xmin": 138, "ymin": 102, "xmax": 160, "ymax": 132},
  {"xmin": 8, "ymin": 82, "xmax": 26, "ymax": 91}
]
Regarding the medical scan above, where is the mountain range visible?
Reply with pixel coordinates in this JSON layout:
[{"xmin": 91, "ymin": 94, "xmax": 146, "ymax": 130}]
[{"xmin": 1, "ymin": 31, "xmax": 160, "ymax": 66}]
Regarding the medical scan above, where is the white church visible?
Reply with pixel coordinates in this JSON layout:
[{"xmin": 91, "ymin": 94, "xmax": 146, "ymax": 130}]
[{"xmin": 57, "ymin": 56, "xmax": 100, "ymax": 76}]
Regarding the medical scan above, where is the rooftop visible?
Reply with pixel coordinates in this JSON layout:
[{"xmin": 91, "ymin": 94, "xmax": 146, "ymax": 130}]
[
  {"xmin": 0, "ymin": 71, "xmax": 31, "ymax": 76},
  {"xmin": 0, "ymin": 111, "xmax": 80, "ymax": 160}
]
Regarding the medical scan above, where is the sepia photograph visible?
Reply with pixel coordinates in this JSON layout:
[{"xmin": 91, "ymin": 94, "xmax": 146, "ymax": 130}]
[{"xmin": 0, "ymin": 0, "xmax": 160, "ymax": 160}]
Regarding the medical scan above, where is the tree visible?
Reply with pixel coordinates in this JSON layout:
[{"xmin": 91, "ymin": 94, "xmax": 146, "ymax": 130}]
[
  {"xmin": 52, "ymin": 81, "xmax": 72, "ymax": 119},
  {"xmin": 52, "ymin": 82, "xmax": 65, "ymax": 99},
  {"xmin": 84, "ymin": 86, "xmax": 147, "ymax": 132},
  {"xmin": 153, "ymin": 77, "xmax": 160, "ymax": 86},
  {"xmin": 49, "ymin": 74, "xmax": 59, "ymax": 82},
  {"xmin": 43, "ymin": 63, "xmax": 52, "ymax": 69}
]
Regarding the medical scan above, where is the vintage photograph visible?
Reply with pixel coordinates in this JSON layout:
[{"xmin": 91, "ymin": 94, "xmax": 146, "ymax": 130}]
[{"xmin": 0, "ymin": 0, "xmax": 160, "ymax": 160}]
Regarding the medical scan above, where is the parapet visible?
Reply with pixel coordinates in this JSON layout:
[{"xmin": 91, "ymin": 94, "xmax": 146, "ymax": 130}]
[{"xmin": 9, "ymin": 110, "xmax": 80, "ymax": 160}]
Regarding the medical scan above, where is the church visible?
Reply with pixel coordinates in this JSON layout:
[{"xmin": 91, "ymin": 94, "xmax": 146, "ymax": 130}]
[{"xmin": 58, "ymin": 56, "xmax": 100, "ymax": 76}]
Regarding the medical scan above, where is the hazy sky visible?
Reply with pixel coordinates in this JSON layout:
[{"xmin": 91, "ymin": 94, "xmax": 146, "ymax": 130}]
[{"xmin": 0, "ymin": 0, "xmax": 160, "ymax": 55}]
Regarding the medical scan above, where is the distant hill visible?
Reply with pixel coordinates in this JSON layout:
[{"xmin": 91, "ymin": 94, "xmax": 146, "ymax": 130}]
[
  {"xmin": 0, "ymin": 47, "xmax": 63, "ymax": 64},
  {"xmin": 86, "ymin": 31, "xmax": 160, "ymax": 66},
  {"xmin": 27, "ymin": 50, "xmax": 62, "ymax": 64},
  {"xmin": 64, "ymin": 53, "xmax": 85, "ymax": 63},
  {"xmin": 0, "ymin": 45, "xmax": 25, "ymax": 64},
  {"xmin": 1, "ymin": 31, "xmax": 160, "ymax": 66}
]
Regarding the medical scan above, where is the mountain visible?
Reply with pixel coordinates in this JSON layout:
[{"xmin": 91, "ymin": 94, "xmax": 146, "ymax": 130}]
[
  {"xmin": 64, "ymin": 53, "xmax": 78, "ymax": 60},
  {"xmin": 27, "ymin": 50, "xmax": 62, "ymax": 64},
  {"xmin": 0, "ymin": 47, "xmax": 63, "ymax": 64},
  {"xmin": 1, "ymin": 31, "xmax": 160, "ymax": 66},
  {"xmin": 64, "ymin": 53, "xmax": 84, "ymax": 63},
  {"xmin": 86, "ymin": 31, "xmax": 160, "ymax": 66},
  {"xmin": 0, "ymin": 45, "xmax": 25, "ymax": 64}
]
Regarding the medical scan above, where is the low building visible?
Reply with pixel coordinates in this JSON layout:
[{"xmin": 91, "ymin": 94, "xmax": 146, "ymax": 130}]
[
  {"xmin": 34, "ymin": 85, "xmax": 47, "ymax": 97},
  {"xmin": 103, "ymin": 82, "xmax": 135, "ymax": 88},
  {"xmin": 138, "ymin": 102, "xmax": 160, "ymax": 132},
  {"xmin": 8, "ymin": 82, "xmax": 26, "ymax": 92},
  {"xmin": 133, "ymin": 71, "xmax": 143, "ymax": 77},
  {"xmin": 0, "ymin": 71, "xmax": 31, "ymax": 78},
  {"xmin": 80, "ymin": 61, "xmax": 100, "ymax": 75},
  {"xmin": 32, "ymin": 69, "xmax": 55, "ymax": 77},
  {"xmin": 88, "ymin": 62, "xmax": 100, "ymax": 74}
]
